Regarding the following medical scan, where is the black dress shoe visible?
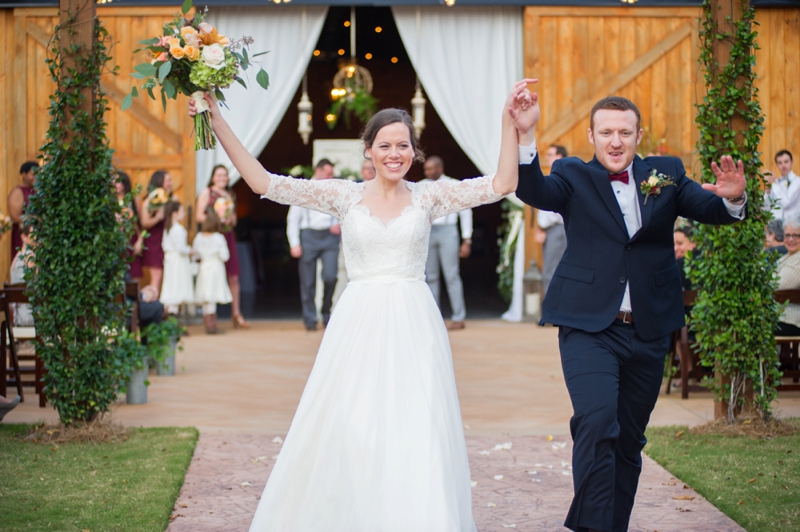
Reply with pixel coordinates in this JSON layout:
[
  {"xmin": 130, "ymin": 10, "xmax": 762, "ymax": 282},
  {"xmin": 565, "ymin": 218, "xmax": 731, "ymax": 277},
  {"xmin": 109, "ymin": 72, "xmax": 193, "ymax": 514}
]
[{"xmin": 304, "ymin": 323, "xmax": 317, "ymax": 331}]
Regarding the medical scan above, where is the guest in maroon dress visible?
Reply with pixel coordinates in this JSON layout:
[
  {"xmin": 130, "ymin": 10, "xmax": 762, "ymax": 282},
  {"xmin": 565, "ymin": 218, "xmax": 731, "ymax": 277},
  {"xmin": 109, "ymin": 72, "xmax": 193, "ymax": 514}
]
[
  {"xmin": 8, "ymin": 161, "xmax": 37, "ymax": 257},
  {"xmin": 115, "ymin": 171, "xmax": 144, "ymax": 279},
  {"xmin": 140, "ymin": 170, "xmax": 173, "ymax": 293},
  {"xmin": 196, "ymin": 164, "xmax": 249, "ymax": 329}
]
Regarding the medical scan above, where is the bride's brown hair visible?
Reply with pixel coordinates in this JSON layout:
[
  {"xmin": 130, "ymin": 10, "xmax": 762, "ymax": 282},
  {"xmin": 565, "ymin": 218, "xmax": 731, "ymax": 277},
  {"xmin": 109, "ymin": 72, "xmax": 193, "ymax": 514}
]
[{"xmin": 361, "ymin": 109, "xmax": 425, "ymax": 163}]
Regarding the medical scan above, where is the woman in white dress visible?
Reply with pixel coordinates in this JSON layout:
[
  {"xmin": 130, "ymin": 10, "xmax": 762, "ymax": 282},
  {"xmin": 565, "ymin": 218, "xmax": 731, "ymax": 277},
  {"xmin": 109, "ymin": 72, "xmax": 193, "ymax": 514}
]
[
  {"xmin": 189, "ymin": 79, "xmax": 537, "ymax": 531},
  {"xmin": 160, "ymin": 201, "xmax": 195, "ymax": 315}
]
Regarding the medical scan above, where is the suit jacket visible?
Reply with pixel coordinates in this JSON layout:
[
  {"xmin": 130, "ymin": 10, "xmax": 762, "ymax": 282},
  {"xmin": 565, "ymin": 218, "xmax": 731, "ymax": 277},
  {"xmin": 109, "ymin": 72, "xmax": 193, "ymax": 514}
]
[{"xmin": 517, "ymin": 154, "xmax": 741, "ymax": 341}]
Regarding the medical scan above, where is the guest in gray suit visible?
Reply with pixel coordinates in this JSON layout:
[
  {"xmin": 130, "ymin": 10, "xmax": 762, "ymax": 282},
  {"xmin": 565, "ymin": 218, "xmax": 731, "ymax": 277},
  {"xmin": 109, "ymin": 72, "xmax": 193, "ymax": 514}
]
[
  {"xmin": 536, "ymin": 144, "xmax": 569, "ymax": 295},
  {"xmin": 286, "ymin": 159, "xmax": 341, "ymax": 331},
  {"xmin": 422, "ymin": 156, "xmax": 472, "ymax": 330}
]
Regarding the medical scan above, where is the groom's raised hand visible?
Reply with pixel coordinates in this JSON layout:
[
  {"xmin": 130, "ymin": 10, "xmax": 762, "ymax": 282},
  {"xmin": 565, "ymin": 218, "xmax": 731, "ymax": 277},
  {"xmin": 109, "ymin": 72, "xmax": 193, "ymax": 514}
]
[
  {"xmin": 703, "ymin": 155, "xmax": 746, "ymax": 204},
  {"xmin": 507, "ymin": 79, "xmax": 539, "ymax": 146}
]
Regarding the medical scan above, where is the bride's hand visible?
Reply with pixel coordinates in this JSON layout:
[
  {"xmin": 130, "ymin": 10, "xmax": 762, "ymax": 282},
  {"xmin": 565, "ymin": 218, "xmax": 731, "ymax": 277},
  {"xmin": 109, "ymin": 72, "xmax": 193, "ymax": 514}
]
[
  {"xmin": 188, "ymin": 92, "xmax": 220, "ymax": 119},
  {"xmin": 507, "ymin": 79, "xmax": 539, "ymax": 141}
]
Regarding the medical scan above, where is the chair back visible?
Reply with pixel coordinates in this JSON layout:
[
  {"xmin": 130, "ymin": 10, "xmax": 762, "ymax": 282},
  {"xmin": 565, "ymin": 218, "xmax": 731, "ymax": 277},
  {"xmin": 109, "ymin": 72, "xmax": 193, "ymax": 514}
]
[
  {"xmin": 774, "ymin": 289, "xmax": 800, "ymax": 305},
  {"xmin": 683, "ymin": 290, "xmax": 697, "ymax": 307}
]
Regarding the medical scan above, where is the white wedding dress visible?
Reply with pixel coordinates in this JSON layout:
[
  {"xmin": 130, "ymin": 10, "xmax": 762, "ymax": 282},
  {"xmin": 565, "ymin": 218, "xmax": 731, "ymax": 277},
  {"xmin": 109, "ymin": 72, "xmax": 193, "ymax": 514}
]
[{"xmin": 249, "ymin": 171, "xmax": 504, "ymax": 532}]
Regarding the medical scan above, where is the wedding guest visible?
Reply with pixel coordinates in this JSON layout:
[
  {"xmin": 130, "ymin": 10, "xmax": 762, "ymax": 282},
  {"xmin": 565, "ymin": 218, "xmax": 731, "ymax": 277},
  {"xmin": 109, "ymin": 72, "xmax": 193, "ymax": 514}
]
[
  {"xmin": 776, "ymin": 215, "xmax": 800, "ymax": 336},
  {"xmin": 10, "ymin": 225, "xmax": 34, "ymax": 326},
  {"xmin": 536, "ymin": 144, "xmax": 569, "ymax": 295},
  {"xmin": 160, "ymin": 201, "xmax": 194, "ymax": 316},
  {"xmin": 422, "ymin": 156, "xmax": 472, "ymax": 330},
  {"xmin": 765, "ymin": 150, "xmax": 798, "ymax": 220},
  {"xmin": 115, "ymin": 171, "xmax": 144, "ymax": 279},
  {"xmin": 0, "ymin": 394, "xmax": 21, "ymax": 422},
  {"xmin": 766, "ymin": 218, "xmax": 787, "ymax": 255},
  {"xmin": 673, "ymin": 222, "xmax": 697, "ymax": 292},
  {"xmin": 196, "ymin": 164, "xmax": 249, "ymax": 329},
  {"xmin": 193, "ymin": 210, "xmax": 232, "ymax": 334},
  {"xmin": 286, "ymin": 159, "xmax": 340, "ymax": 331},
  {"xmin": 8, "ymin": 161, "xmax": 37, "ymax": 257},
  {"xmin": 140, "ymin": 170, "xmax": 172, "ymax": 292},
  {"xmin": 361, "ymin": 159, "xmax": 376, "ymax": 181}
]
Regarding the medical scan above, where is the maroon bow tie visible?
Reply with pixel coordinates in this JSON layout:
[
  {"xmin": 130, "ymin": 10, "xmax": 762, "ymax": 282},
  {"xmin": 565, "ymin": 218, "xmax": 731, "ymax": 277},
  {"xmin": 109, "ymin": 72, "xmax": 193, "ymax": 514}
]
[{"xmin": 608, "ymin": 170, "xmax": 629, "ymax": 185}]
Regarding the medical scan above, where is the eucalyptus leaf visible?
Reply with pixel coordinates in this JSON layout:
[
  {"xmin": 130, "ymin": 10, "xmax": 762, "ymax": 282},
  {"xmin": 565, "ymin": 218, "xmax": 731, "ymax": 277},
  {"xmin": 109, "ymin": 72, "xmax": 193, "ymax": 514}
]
[
  {"xmin": 134, "ymin": 63, "xmax": 158, "ymax": 77},
  {"xmin": 131, "ymin": 86, "xmax": 139, "ymax": 97},
  {"xmin": 158, "ymin": 60, "xmax": 172, "ymax": 83},
  {"xmin": 252, "ymin": 51, "xmax": 270, "ymax": 58},
  {"xmin": 122, "ymin": 92, "xmax": 133, "ymax": 111},
  {"xmin": 214, "ymin": 88, "xmax": 226, "ymax": 102},
  {"xmin": 163, "ymin": 79, "xmax": 176, "ymax": 99},
  {"xmin": 139, "ymin": 37, "xmax": 160, "ymax": 45},
  {"xmin": 235, "ymin": 76, "xmax": 247, "ymax": 89},
  {"xmin": 256, "ymin": 69, "xmax": 270, "ymax": 90},
  {"xmin": 181, "ymin": 0, "xmax": 193, "ymax": 15}
]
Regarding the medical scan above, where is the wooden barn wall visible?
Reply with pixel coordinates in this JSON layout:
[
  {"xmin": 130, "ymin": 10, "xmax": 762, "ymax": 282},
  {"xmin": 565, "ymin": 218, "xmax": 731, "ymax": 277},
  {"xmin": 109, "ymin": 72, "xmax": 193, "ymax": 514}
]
[
  {"xmin": 522, "ymin": 5, "xmax": 800, "ymax": 274},
  {"xmin": 1, "ymin": 6, "xmax": 196, "ymax": 280}
]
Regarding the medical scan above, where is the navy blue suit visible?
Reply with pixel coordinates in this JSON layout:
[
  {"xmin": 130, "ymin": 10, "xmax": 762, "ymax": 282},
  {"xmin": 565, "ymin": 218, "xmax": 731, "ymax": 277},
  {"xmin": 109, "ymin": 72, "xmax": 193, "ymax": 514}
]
[{"xmin": 517, "ymin": 154, "xmax": 741, "ymax": 532}]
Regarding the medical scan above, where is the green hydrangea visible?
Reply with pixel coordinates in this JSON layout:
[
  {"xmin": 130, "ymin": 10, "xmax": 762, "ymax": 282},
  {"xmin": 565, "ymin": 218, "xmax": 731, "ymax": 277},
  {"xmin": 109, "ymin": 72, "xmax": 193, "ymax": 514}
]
[{"xmin": 189, "ymin": 50, "xmax": 239, "ymax": 90}]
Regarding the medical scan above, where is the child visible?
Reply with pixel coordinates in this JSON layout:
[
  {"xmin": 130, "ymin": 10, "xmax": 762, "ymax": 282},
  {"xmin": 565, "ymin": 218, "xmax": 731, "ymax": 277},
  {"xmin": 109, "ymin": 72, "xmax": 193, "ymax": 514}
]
[
  {"xmin": 193, "ymin": 210, "xmax": 232, "ymax": 334},
  {"xmin": 9, "ymin": 225, "xmax": 34, "ymax": 326},
  {"xmin": 160, "ymin": 201, "xmax": 195, "ymax": 316}
]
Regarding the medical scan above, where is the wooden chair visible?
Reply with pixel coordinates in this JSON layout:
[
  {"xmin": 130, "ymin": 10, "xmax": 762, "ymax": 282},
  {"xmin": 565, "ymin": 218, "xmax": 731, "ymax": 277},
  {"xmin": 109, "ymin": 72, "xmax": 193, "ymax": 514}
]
[
  {"xmin": 664, "ymin": 290, "xmax": 710, "ymax": 399},
  {"xmin": 125, "ymin": 280, "xmax": 141, "ymax": 335},
  {"xmin": 773, "ymin": 289, "xmax": 800, "ymax": 391},
  {"xmin": 1, "ymin": 284, "xmax": 45, "ymax": 407}
]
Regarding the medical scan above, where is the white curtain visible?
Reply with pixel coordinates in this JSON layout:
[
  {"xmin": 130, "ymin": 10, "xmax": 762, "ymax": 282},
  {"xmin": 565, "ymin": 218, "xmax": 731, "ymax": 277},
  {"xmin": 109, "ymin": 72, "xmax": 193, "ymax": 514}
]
[
  {"xmin": 392, "ymin": 6, "xmax": 523, "ymax": 175},
  {"xmin": 196, "ymin": 6, "xmax": 328, "ymax": 191}
]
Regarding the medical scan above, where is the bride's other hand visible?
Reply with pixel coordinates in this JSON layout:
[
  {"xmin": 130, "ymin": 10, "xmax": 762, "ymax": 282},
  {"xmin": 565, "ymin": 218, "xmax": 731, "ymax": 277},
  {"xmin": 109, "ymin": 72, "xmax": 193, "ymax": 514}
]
[{"xmin": 507, "ymin": 79, "xmax": 539, "ymax": 145}]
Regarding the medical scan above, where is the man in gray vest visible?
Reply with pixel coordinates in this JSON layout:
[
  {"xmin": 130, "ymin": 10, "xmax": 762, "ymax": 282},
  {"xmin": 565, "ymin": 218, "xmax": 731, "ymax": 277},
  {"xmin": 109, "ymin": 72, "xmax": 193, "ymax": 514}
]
[
  {"xmin": 286, "ymin": 159, "xmax": 341, "ymax": 331},
  {"xmin": 423, "ymin": 156, "xmax": 472, "ymax": 330}
]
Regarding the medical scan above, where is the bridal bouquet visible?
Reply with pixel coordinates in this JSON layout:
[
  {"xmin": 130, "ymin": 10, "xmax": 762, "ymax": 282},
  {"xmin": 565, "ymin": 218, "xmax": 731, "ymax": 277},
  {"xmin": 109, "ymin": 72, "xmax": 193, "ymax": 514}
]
[{"xmin": 123, "ymin": 0, "xmax": 270, "ymax": 150}]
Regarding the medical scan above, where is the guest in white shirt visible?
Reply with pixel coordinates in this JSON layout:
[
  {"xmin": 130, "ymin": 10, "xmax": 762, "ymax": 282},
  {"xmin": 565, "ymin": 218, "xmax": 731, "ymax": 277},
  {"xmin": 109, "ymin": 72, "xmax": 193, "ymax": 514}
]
[
  {"xmin": 286, "ymin": 159, "xmax": 341, "ymax": 331},
  {"xmin": 765, "ymin": 150, "xmax": 798, "ymax": 220},
  {"xmin": 422, "ymin": 156, "xmax": 472, "ymax": 330},
  {"xmin": 535, "ymin": 144, "xmax": 569, "ymax": 295}
]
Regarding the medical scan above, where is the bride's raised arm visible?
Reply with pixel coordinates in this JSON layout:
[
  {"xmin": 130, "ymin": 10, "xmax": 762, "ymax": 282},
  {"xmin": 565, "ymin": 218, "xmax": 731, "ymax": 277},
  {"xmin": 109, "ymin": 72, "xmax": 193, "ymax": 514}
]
[{"xmin": 190, "ymin": 94, "xmax": 271, "ymax": 195}]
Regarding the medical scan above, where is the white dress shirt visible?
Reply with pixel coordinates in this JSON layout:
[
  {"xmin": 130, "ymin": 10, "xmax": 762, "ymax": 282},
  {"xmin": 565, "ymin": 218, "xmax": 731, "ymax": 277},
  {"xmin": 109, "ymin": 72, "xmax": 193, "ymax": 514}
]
[
  {"xmin": 422, "ymin": 175, "xmax": 473, "ymax": 240},
  {"xmin": 537, "ymin": 209, "xmax": 563, "ymax": 230},
  {"xmin": 519, "ymin": 141, "xmax": 746, "ymax": 313},
  {"xmin": 766, "ymin": 170, "xmax": 800, "ymax": 220},
  {"xmin": 286, "ymin": 205, "xmax": 337, "ymax": 248}
]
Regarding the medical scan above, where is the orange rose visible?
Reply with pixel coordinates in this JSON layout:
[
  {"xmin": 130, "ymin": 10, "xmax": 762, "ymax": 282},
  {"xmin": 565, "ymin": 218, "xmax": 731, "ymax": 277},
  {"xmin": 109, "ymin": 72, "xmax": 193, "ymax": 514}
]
[
  {"xmin": 151, "ymin": 51, "xmax": 168, "ymax": 64},
  {"xmin": 180, "ymin": 26, "xmax": 198, "ymax": 38},
  {"xmin": 183, "ymin": 45, "xmax": 199, "ymax": 61},
  {"xmin": 170, "ymin": 46, "xmax": 185, "ymax": 59},
  {"xmin": 216, "ymin": 35, "xmax": 230, "ymax": 47},
  {"xmin": 168, "ymin": 36, "xmax": 181, "ymax": 48}
]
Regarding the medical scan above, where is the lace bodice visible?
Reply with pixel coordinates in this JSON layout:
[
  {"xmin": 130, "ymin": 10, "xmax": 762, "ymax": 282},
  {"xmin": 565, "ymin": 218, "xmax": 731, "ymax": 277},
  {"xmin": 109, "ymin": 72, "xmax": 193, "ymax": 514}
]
[{"xmin": 263, "ymin": 172, "xmax": 504, "ymax": 282}]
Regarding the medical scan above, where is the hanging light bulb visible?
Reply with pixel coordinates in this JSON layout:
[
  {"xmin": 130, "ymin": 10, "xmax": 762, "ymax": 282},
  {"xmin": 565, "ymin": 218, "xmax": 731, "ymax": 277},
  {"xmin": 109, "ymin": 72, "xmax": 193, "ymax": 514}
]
[
  {"xmin": 297, "ymin": 74, "xmax": 313, "ymax": 145},
  {"xmin": 411, "ymin": 79, "xmax": 426, "ymax": 141}
]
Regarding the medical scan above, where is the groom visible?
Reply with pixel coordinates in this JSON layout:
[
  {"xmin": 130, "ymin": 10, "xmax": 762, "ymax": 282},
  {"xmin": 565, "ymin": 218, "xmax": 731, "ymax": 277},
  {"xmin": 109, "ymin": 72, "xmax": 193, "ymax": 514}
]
[{"xmin": 513, "ymin": 92, "xmax": 746, "ymax": 532}]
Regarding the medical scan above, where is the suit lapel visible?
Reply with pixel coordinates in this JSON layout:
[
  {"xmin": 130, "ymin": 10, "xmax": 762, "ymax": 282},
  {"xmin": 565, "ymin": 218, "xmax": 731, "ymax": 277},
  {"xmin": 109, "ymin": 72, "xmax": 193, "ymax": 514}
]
[
  {"xmin": 631, "ymin": 156, "xmax": 654, "ymax": 241},
  {"xmin": 588, "ymin": 157, "xmax": 628, "ymax": 235}
]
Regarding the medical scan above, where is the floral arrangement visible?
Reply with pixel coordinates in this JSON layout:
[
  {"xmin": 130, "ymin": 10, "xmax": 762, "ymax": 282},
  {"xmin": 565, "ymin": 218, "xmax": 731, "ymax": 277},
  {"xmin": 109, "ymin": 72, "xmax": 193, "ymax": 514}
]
[
  {"xmin": 0, "ymin": 212, "xmax": 12, "ymax": 236},
  {"xmin": 123, "ymin": 0, "xmax": 270, "ymax": 150},
  {"xmin": 496, "ymin": 199, "xmax": 524, "ymax": 303},
  {"xmin": 213, "ymin": 196, "xmax": 234, "ymax": 222},
  {"xmin": 640, "ymin": 169, "xmax": 676, "ymax": 205},
  {"xmin": 147, "ymin": 187, "xmax": 172, "ymax": 212}
]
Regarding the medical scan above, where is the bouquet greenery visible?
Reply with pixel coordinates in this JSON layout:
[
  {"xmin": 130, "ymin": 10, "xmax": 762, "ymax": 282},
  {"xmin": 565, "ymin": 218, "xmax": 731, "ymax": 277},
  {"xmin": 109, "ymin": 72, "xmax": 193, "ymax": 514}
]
[{"xmin": 123, "ymin": 0, "xmax": 270, "ymax": 150}]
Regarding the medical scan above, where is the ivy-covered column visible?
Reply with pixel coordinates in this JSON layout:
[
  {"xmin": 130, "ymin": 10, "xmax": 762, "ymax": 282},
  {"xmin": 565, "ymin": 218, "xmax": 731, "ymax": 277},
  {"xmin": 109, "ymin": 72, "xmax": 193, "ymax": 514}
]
[{"xmin": 690, "ymin": 0, "xmax": 782, "ymax": 422}]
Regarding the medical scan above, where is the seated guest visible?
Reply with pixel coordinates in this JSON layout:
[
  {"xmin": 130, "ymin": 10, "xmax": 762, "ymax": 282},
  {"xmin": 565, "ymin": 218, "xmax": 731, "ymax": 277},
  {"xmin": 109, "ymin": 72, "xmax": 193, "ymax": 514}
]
[
  {"xmin": 766, "ymin": 219, "xmax": 787, "ymax": 255},
  {"xmin": 9, "ymin": 225, "xmax": 34, "ymax": 326},
  {"xmin": 0, "ymin": 394, "xmax": 21, "ymax": 422},
  {"xmin": 776, "ymin": 215, "xmax": 800, "ymax": 335},
  {"xmin": 674, "ymin": 221, "xmax": 697, "ymax": 292}
]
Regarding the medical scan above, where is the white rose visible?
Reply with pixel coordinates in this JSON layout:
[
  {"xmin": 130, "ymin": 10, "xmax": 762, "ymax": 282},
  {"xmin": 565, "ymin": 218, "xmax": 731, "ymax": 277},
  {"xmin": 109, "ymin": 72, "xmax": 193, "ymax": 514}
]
[
  {"xmin": 198, "ymin": 22, "xmax": 214, "ymax": 34},
  {"xmin": 201, "ymin": 44, "xmax": 226, "ymax": 70},
  {"xmin": 648, "ymin": 176, "xmax": 659, "ymax": 186},
  {"xmin": 183, "ymin": 32, "xmax": 201, "ymax": 47}
]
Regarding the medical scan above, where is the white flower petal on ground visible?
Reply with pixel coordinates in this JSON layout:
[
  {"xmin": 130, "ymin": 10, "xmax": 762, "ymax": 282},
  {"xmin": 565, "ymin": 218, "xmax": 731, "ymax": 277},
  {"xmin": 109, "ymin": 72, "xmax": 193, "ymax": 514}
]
[
  {"xmin": 493, "ymin": 442, "xmax": 513, "ymax": 451},
  {"xmin": 272, "ymin": 454, "xmax": 279, "ymax": 460},
  {"xmin": 464, "ymin": 424, "xmax": 471, "ymax": 429},
  {"xmin": 562, "ymin": 471, "xmax": 571, "ymax": 476},
  {"xmin": 551, "ymin": 441, "xmax": 567, "ymax": 450},
  {"xmin": 272, "ymin": 436, "xmax": 284, "ymax": 444},
  {"xmin": 478, "ymin": 450, "xmax": 491, "ymax": 456},
  {"xmin": 502, "ymin": 524, "xmax": 516, "ymax": 528},
  {"xmin": 494, "ymin": 474, "xmax": 504, "ymax": 480},
  {"xmin": 527, "ymin": 470, "xmax": 537, "ymax": 475},
  {"xmin": 534, "ymin": 463, "xmax": 543, "ymax": 467},
  {"xmin": 471, "ymin": 480, "xmax": 478, "ymax": 487},
  {"xmin": 241, "ymin": 481, "xmax": 252, "ymax": 487},
  {"xmin": 532, "ymin": 478, "xmax": 541, "ymax": 483},
  {"xmin": 561, "ymin": 461, "xmax": 570, "ymax": 468},
  {"xmin": 252, "ymin": 456, "xmax": 268, "ymax": 463},
  {"xmin": 487, "ymin": 502, "xmax": 497, "ymax": 508},
  {"xmin": 548, "ymin": 465, "xmax": 553, "ymax": 469}
]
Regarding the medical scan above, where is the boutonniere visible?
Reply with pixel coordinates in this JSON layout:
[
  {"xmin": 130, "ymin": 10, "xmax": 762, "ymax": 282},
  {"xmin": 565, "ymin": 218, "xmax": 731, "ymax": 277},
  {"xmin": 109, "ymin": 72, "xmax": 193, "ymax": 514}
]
[{"xmin": 640, "ymin": 169, "xmax": 676, "ymax": 205}]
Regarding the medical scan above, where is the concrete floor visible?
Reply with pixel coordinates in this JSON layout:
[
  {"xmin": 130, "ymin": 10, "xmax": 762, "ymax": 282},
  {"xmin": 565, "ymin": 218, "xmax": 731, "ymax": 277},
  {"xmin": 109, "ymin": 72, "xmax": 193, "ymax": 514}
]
[{"xmin": 6, "ymin": 320, "xmax": 799, "ymax": 432}]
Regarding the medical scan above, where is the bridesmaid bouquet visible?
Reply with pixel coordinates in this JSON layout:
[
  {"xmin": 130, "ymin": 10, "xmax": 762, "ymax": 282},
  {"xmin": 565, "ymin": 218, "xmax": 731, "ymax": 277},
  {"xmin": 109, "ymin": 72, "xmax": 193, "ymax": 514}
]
[
  {"xmin": 123, "ymin": 0, "xmax": 270, "ymax": 150},
  {"xmin": 147, "ymin": 187, "xmax": 172, "ymax": 212},
  {"xmin": 213, "ymin": 196, "xmax": 235, "ymax": 231},
  {"xmin": 0, "ymin": 212, "xmax": 12, "ymax": 236}
]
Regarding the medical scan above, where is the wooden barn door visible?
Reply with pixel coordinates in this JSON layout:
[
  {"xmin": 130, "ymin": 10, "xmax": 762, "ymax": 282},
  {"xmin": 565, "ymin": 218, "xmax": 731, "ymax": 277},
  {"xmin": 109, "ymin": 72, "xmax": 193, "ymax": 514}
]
[
  {"xmin": 2, "ymin": 7, "xmax": 196, "ymax": 278},
  {"xmin": 522, "ymin": 6, "xmax": 702, "ymax": 271}
]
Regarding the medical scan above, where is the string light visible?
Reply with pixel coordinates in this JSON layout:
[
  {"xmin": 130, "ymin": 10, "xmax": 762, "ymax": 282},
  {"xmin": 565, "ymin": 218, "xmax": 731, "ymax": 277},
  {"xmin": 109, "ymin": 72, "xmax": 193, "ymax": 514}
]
[
  {"xmin": 375, "ymin": 26, "xmax": 383, "ymax": 33},
  {"xmin": 391, "ymin": 57, "xmax": 398, "ymax": 64},
  {"xmin": 365, "ymin": 53, "xmax": 373, "ymax": 60}
]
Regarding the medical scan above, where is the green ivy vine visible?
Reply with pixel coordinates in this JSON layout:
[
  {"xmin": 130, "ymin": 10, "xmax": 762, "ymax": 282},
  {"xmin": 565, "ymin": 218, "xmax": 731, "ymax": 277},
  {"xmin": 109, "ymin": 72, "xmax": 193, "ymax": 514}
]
[
  {"xmin": 689, "ymin": 0, "xmax": 782, "ymax": 421},
  {"xmin": 25, "ymin": 11, "xmax": 141, "ymax": 424}
]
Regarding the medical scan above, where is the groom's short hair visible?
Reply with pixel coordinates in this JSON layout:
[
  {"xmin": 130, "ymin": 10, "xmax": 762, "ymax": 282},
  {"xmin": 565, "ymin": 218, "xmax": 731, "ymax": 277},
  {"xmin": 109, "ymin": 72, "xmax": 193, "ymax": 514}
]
[{"xmin": 590, "ymin": 96, "xmax": 642, "ymax": 133}]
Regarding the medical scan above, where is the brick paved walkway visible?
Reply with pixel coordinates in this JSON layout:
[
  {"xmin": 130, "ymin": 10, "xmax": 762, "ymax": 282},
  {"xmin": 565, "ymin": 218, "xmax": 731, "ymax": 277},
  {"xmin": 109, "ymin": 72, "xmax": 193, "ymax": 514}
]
[{"xmin": 167, "ymin": 434, "xmax": 743, "ymax": 532}]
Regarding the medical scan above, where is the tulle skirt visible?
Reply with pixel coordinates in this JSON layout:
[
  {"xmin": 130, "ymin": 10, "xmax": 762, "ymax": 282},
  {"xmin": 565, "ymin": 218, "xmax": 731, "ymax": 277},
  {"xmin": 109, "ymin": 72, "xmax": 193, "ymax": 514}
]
[
  {"xmin": 160, "ymin": 251, "xmax": 194, "ymax": 306},
  {"xmin": 194, "ymin": 258, "xmax": 232, "ymax": 305},
  {"xmin": 249, "ymin": 279, "xmax": 476, "ymax": 532}
]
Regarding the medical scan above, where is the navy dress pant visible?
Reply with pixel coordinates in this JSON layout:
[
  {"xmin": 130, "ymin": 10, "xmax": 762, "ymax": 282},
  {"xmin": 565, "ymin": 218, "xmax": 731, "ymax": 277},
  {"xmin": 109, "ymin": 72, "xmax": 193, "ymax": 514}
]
[{"xmin": 558, "ymin": 320, "xmax": 669, "ymax": 532}]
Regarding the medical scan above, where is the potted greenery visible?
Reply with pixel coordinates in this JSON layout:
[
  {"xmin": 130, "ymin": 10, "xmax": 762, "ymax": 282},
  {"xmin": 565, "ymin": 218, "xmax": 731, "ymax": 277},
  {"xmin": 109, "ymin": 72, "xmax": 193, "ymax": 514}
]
[
  {"xmin": 117, "ymin": 331, "xmax": 149, "ymax": 405},
  {"xmin": 145, "ymin": 317, "xmax": 185, "ymax": 377}
]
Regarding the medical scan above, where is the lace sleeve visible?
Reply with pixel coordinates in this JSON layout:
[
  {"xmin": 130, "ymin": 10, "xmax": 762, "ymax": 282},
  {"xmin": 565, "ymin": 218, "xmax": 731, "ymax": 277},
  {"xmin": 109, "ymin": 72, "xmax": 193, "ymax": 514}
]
[
  {"xmin": 261, "ymin": 172, "xmax": 360, "ymax": 219},
  {"xmin": 417, "ymin": 174, "xmax": 505, "ymax": 221}
]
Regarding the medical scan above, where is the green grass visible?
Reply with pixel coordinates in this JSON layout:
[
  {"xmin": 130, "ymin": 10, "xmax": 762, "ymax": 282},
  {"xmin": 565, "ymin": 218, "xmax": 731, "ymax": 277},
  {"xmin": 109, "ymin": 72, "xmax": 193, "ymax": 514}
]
[
  {"xmin": 0, "ymin": 424, "xmax": 198, "ymax": 532},
  {"xmin": 645, "ymin": 419, "xmax": 800, "ymax": 532}
]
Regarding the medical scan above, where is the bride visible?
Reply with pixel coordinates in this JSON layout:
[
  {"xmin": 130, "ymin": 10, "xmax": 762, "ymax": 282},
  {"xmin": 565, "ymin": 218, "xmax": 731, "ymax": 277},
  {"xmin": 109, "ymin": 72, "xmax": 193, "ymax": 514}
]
[{"xmin": 189, "ymin": 79, "xmax": 537, "ymax": 531}]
